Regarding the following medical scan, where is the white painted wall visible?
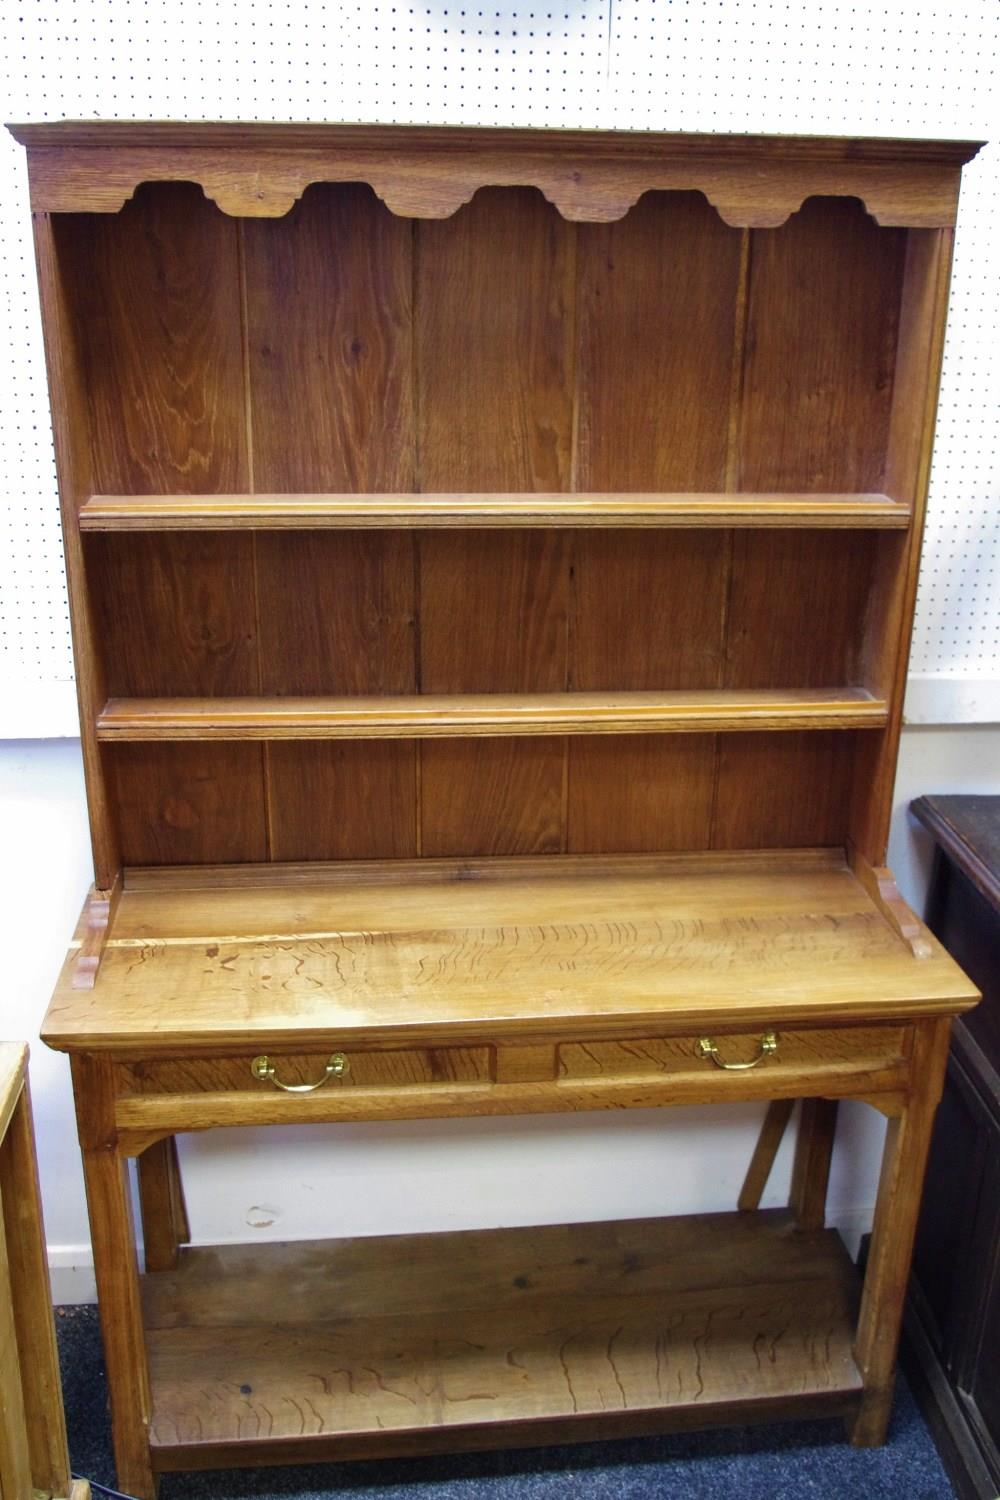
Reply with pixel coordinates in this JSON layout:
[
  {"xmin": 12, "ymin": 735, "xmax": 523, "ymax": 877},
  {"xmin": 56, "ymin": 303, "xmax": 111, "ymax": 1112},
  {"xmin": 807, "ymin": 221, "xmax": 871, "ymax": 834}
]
[{"xmin": 7, "ymin": 726, "xmax": 997, "ymax": 1303}]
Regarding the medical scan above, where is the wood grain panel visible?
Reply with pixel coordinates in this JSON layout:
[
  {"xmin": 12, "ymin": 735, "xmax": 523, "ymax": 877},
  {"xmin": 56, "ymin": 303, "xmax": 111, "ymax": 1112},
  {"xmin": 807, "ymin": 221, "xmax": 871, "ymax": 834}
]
[
  {"xmin": 713, "ymin": 732, "xmax": 855, "ymax": 849},
  {"xmin": 571, "ymin": 533, "xmax": 727, "ymax": 689},
  {"xmin": 421, "ymin": 739, "xmax": 564, "ymax": 856},
  {"xmin": 567, "ymin": 735, "xmax": 715, "ymax": 853},
  {"xmin": 88, "ymin": 534, "xmax": 258, "ymax": 697},
  {"xmin": 267, "ymin": 743, "xmax": 417, "ymax": 861},
  {"xmin": 62, "ymin": 182, "xmax": 247, "ymax": 493},
  {"xmin": 415, "ymin": 188, "xmax": 574, "ymax": 491},
  {"xmin": 419, "ymin": 533, "xmax": 568, "ymax": 693},
  {"xmin": 725, "ymin": 532, "xmax": 875, "ymax": 688},
  {"xmin": 740, "ymin": 198, "xmax": 906, "ymax": 492},
  {"xmin": 244, "ymin": 184, "xmax": 414, "ymax": 492},
  {"xmin": 110, "ymin": 745, "xmax": 267, "ymax": 866},
  {"xmin": 576, "ymin": 191, "xmax": 742, "ymax": 490},
  {"xmin": 256, "ymin": 533, "xmax": 415, "ymax": 695}
]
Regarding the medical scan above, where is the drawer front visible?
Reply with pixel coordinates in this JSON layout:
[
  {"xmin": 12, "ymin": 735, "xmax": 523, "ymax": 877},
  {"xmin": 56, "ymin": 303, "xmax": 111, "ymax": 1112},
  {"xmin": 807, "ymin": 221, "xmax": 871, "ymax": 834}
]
[
  {"xmin": 558, "ymin": 1025, "xmax": 909, "ymax": 1083},
  {"xmin": 123, "ymin": 1046, "xmax": 493, "ymax": 1096}
]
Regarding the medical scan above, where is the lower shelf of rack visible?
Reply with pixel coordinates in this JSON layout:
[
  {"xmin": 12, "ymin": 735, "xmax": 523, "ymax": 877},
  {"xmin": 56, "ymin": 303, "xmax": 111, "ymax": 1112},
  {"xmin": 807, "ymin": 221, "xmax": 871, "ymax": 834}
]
[{"xmin": 141, "ymin": 1208, "xmax": 863, "ymax": 1471}]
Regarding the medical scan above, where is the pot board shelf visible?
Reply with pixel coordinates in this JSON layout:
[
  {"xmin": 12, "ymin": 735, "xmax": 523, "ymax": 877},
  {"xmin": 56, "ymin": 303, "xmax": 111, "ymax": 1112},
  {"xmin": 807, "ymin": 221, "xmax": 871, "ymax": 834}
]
[{"xmin": 140, "ymin": 1211, "xmax": 863, "ymax": 1472}]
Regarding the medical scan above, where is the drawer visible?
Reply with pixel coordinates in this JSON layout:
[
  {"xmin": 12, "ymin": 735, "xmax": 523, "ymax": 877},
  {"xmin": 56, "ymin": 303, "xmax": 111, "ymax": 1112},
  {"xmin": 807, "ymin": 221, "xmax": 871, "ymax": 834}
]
[
  {"xmin": 122, "ymin": 1046, "xmax": 493, "ymax": 1096},
  {"xmin": 558, "ymin": 1025, "xmax": 910, "ymax": 1083}
]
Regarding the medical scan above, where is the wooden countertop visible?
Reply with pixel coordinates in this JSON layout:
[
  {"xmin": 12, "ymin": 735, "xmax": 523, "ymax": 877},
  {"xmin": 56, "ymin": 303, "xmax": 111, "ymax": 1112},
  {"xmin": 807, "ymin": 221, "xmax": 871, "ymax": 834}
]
[{"xmin": 42, "ymin": 850, "xmax": 979, "ymax": 1053}]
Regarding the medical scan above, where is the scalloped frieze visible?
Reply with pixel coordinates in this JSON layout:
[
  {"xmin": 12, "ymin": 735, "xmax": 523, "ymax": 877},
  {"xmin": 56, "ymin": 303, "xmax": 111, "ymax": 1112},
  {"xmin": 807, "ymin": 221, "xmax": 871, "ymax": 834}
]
[{"xmin": 23, "ymin": 144, "xmax": 964, "ymax": 228}]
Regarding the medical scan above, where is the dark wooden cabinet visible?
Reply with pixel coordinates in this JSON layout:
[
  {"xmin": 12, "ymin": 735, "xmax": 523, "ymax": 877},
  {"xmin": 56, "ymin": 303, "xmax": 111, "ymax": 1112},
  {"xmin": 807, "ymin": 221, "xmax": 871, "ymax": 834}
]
[{"xmin": 907, "ymin": 795, "xmax": 1000, "ymax": 1500}]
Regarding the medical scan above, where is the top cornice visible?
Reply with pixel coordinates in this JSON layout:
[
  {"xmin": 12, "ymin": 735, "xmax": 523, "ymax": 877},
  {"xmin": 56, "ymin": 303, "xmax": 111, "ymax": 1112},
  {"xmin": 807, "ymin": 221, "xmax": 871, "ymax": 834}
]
[{"xmin": 6, "ymin": 121, "xmax": 986, "ymax": 227}]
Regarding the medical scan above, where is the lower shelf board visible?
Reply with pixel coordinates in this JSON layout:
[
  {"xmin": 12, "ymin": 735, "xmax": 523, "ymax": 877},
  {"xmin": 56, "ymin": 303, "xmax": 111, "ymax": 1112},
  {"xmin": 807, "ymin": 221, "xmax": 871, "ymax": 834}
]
[{"xmin": 141, "ymin": 1209, "xmax": 864, "ymax": 1471}]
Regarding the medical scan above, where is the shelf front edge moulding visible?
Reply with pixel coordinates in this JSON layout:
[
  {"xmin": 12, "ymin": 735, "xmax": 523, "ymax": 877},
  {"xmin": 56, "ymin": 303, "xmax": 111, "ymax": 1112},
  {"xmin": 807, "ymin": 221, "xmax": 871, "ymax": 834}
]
[
  {"xmin": 96, "ymin": 689, "xmax": 889, "ymax": 741},
  {"xmin": 79, "ymin": 493, "xmax": 913, "ymax": 530}
]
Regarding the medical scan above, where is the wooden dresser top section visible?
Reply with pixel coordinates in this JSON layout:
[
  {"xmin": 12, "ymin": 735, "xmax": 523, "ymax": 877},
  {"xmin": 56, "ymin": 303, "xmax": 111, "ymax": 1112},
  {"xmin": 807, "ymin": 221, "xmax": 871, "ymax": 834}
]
[
  {"xmin": 43, "ymin": 851, "xmax": 978, "ymax": 1053},
  {"xmin": 7, "ymin": 122, "xmax": 984, "ymax": 226}
]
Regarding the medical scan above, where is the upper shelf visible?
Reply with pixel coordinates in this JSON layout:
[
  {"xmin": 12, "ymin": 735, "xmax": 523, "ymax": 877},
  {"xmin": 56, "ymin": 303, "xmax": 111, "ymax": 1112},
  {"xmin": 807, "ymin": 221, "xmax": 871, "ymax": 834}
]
[
  {"xmin": 79, "ymin": 492, "xmax": 912, "ymax": 532},
  {"xmin": 7, "ymin": 122, "xmax": 984, "ymax": 226},
  {"xmin": 96, "ymin": 688, "xmax": 888, "ymax": 742}
]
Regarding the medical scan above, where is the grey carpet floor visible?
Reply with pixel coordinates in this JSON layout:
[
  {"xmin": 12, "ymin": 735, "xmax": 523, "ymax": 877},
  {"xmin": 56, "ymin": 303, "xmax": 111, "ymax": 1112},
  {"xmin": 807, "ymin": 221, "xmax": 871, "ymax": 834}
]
[{"xmin": 55, "ymin": 1304, "xmax": 954, "ymax": 1499}]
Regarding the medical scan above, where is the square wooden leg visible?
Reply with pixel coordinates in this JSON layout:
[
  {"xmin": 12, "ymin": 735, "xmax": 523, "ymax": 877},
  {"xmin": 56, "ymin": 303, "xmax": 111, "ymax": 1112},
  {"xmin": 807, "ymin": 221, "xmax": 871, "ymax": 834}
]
[
  {"xmin": 790, "ymin": 1098, "xmax": 839, "ymax": 1230},
  {"xmin": 138, "ymin": 1136, "xmax": 190, "ymax": 1273},
  {"xmin": 849, "ymin": 1018, "xmax": 952, "ymax": 1447},
  {"xmin": 73, "ymin": 1057, "xmax": 156, "ymax": 1499}
]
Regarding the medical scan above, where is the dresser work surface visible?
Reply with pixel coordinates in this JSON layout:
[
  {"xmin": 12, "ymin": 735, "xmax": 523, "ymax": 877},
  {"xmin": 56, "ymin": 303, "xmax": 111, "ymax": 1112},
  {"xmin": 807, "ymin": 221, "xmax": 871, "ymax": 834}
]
[
  {"xmin": 47, "ymin": 851, "xmax": 975, "ymax": 1053},
  {"xmin": 10, "ymin": 118, "xmax": 983, "ymax": 1495}
]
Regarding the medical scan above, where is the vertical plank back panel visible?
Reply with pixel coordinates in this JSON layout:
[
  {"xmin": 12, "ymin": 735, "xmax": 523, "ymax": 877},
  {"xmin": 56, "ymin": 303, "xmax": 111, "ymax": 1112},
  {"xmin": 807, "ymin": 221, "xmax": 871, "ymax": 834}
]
[
  {"xmin": 61, "ymin": 183, "xmax": 248, "ymax": 495},
  {"xmin": 567, "ymin": 736, "xmax": 716, "ymax": 853},
  {"xmin": 420, "ymin": 533, "xmax": 568, "ymax": 694},
  {"xmin": 739, "ymin": 198, "xmax": 906, "ymax": 493},
  {"xmin": 88, "ymin": 534, "xmax": 258, "ymax": 697},
  {"xmin": 267, "ymin": 744, "xmax": 418, "ymax": 861},
  {"xmin": 243, "ymin": 185, "xmax": 417, "ymax": 858},
  {"xmin": 713, "ymin": 732, "xmax": 855, "ymax": 849},
  {"xmin": 244, "ymin": 184, "xmax": 414, "ymax": 492},
  {"xmin": 415, "ymin": 187, "xmax": 575, "ymax": 493},
  {"xmin": 571, "ymin": 534, "xmax": 727, "ymax": 690},
  {"xmin": 57, "ymin": 183, "xmax": 260, "ymax": 872},
  {"xmin": 257, "ymin": 534, "xmax": 416, "ymax": 695},
  {"xmin": 575, "ymin": 191, "xmax": 742, "ymax": 492},
  {"xmin": 416, "ymin": 189, "xmax": 575, "ymax": 854},
  {"xmin": 724, "ymin": 532, "xmax": 875, "ymax": 689},
  {"xmin": 109, "ymin": 744, "xmax": 268, "ymax": 866},
  {"xmin": 421, "ymin": 739, "xmax": 566, "ymax": 857},
  {"xmin": 568, "ymin": 193, "xmax": 742, "ymax": 853}
]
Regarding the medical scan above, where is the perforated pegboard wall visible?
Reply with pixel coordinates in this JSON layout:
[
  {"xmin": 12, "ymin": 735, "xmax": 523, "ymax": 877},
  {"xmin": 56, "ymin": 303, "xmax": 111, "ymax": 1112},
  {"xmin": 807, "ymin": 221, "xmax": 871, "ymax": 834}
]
[{"xmin": 0, "ymin": 0, "xmax": 996, "ymax": 732}]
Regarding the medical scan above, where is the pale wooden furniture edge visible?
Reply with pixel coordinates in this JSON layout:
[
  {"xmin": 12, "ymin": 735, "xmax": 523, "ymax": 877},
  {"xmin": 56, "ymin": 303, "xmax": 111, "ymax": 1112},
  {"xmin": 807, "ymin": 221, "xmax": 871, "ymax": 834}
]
[
  {"xmin": 95, "ymin": 687, "xmax": 889, "ymax": 741},
  {"xmin": 79, "ymin": 491, "xmax": 913, "ymax": 530},
  {"xmin": 0, "ymin": 1044, "xmax": 77, "ymax": 1498}
]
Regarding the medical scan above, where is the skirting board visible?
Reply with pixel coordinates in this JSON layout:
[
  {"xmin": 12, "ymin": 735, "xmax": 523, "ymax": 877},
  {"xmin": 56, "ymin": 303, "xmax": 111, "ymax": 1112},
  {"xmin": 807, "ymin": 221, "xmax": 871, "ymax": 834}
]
[{"xmin": 905, "ymin": 676, "xmax": 1000, "ymax": 726}]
